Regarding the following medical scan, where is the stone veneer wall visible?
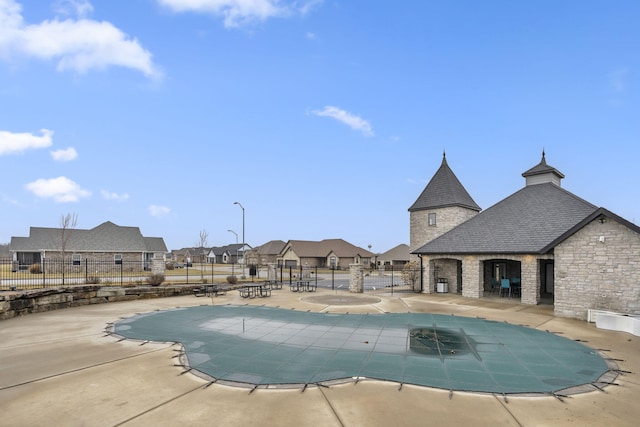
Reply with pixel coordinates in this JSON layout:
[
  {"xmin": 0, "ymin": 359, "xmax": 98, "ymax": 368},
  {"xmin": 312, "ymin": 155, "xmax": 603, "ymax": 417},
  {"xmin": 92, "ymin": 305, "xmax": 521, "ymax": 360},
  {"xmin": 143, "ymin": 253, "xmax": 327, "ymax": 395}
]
[
  {"xmin": 0, "ymin": 285, "xmax": 198, "ymax": 321},
  {"xmin": 554, "ymin": 219, "xmax": 640, "ymax": 320},
  {"xmin": 409, "ymin": 206, "xmax": 478, "ymax": 254}
]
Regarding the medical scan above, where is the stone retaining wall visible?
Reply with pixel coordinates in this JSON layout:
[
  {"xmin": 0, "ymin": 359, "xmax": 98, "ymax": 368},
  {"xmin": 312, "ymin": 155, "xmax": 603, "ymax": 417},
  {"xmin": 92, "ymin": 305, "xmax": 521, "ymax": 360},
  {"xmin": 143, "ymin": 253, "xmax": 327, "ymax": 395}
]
[{"xmin": 0, "ymin": 285, "xmax": 199, "ymax": 320}]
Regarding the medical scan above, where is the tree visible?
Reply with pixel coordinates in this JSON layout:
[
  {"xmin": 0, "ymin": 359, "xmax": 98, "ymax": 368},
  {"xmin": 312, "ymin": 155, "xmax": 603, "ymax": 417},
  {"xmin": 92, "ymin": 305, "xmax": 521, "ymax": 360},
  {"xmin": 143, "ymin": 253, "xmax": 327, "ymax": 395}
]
[
  {"xmin": 199, "ymin": 229, "xmax": 208, "ymax": 248},
  {"xmin": 59, "ymin": 213, "xmax": 78, "ymax": 285},
  {"xmin": 59, "ymin": 213, "xmax": 78, "ymax": 258},
  {"xmin": 400, "ymin": 260, "xmax": 421, "ymax": 291}
]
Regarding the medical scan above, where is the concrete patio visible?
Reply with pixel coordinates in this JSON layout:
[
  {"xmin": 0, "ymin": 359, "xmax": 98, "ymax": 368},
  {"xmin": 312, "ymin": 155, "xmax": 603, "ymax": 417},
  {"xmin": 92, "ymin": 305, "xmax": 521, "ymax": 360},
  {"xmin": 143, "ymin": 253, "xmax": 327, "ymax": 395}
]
[{"xmin": 0, "ymin": 288, "xmax": 638, "ymax": 426}]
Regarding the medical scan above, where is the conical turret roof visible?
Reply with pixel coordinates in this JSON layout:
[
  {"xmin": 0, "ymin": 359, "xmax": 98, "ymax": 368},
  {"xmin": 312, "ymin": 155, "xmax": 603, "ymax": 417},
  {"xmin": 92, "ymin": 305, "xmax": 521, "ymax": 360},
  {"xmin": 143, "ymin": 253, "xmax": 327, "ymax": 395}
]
[{"xmin": 408, "ymin": 153, "xmax": 481, "ymax": 212}]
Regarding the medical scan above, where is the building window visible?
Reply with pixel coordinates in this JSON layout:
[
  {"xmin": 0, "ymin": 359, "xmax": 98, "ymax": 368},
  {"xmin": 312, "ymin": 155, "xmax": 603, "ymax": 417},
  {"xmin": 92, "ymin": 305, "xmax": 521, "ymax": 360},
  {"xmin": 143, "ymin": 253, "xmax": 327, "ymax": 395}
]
[
  {"xmin": 428, "ymin": 213, "xmax": 437, "ymax": 226},
  {"xmin": 114, "ymin": 254, "xmax": 122, "ymax": 265},
  {"xmin": 72, "ymin": 254, "xmax": 81, "ymax": 266}
]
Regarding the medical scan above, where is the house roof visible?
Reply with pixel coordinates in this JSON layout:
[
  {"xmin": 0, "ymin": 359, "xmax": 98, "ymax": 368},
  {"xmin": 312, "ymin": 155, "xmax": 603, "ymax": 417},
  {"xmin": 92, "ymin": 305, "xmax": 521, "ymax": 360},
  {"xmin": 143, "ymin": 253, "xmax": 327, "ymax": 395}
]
[
  {"xmin": 208, "ymin": 244, "xmax": 244, "ymax": 256},
  {"xmin": 378, "ymin": 244, "xmax": 410, "ymax": 262},
  {"xmin": 254, "ymin": 240, "xmax": 286, "ymax": 255},
  {"xmin": 408, "ymin": 153, "xmax": 481, "ymax": 212},
  {"xmin": 284, "ymin": 239, "xmax": 374, "ymax": 258},
  {"xmin": 413, "ymin": 182, "xmax": 599, "ymax": 254},
  {"xmin": 10, "ymin": 221, "xmax": 167, "ymax": 253}
]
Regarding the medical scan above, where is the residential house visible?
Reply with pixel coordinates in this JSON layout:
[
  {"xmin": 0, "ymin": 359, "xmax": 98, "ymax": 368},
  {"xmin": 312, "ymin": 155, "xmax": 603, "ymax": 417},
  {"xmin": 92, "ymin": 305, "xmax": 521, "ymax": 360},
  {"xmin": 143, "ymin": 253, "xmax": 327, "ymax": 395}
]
[
  {"xmin": 279, "ymin": 239, "xmax": 374, "ymax": 270},
  {"xmin": 411, "ymin": 152, "xmax": 640, "ymax": 320},
  {"xmin": 206, "ymin": 244, "xmax": 246, "ymax": 265},
  {"xmin": 377, "ymin": 244, "xmax": 410, "ymax": 267},
  {"xmin": 9, "ymin": 221, "xmax": 167, "ymax": 272},
  {"xmin": 245, "ymin": 240, "xmax": 286, "ymax": 267},
  {"xmin": 171, "ymin": 247, "xmax": 209, "ymax": 264}
]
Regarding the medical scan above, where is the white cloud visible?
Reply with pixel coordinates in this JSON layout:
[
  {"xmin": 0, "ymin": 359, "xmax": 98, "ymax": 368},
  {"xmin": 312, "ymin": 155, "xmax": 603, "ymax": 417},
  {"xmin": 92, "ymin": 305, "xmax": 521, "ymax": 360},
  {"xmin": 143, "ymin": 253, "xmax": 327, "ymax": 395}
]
[
  {"xmin": 50, "ymin": 146, "xmax": 78, "ymax": 161},
  {"xmin": 25, "ymin": 176, "xmax": 91, "ymax": 202},
  {"xmin": 101, "ymin": 190, "xmax": 129, "ymax": 201},
  {"xmin": 312, "ymin": 106, "xmax": 374, "ymax": 137},
  {"xmin": 0, "ymin": 0, "xmax": 161, "ymax": 78},
  {"xmin": 148, "ymin": 204, "xmax": 170, "ymax": 217},
  {"xmin": 0, "ymin": 128, "xmax": 53, "ymax": 155},
  {"xmin": 156, "ymin": 0, "xmax": 322, "ymax": 28},
  {"xmin": 305, "ymin": 31, "xmax": 316, "ymax": 40},
  {"xmin": 54, "ymin": 0, "xmax": 94, "ymax": 18}
]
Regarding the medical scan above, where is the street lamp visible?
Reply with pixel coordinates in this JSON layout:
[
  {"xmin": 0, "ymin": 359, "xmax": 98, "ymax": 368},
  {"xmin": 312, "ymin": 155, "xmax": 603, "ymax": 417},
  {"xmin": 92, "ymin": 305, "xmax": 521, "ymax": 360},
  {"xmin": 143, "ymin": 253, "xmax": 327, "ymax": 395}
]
[
  {"xmin": 227, "ymin": 229, "xmax": 238, "ymax": 276},
  {"xmin": 233, "ymin": 201, "xmax": 245, "ymax": 279}
]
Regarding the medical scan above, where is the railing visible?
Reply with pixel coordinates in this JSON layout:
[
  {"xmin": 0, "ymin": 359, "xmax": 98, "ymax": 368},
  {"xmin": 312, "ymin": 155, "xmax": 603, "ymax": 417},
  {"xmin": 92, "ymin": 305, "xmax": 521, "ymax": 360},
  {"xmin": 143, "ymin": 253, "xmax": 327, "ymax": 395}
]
[{"xmin": 0, "ymin": 258, "xmax": 156, "ymax": 290}]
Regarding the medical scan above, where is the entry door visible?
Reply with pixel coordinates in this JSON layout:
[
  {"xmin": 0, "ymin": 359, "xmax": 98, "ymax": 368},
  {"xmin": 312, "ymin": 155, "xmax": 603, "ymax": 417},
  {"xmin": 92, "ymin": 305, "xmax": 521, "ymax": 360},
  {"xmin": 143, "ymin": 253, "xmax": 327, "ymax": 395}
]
[{"xmin": 545, "ymin": 263, "xmax": 554, "ymax": 293}]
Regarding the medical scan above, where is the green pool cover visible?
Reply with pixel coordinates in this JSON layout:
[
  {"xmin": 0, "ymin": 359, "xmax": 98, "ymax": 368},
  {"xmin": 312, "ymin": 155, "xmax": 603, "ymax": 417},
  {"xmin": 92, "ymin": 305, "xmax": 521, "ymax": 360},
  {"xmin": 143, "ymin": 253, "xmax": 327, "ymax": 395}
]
[{"xmin": 113, "ymin": 305, "xmax": 611, "ymax": 394}]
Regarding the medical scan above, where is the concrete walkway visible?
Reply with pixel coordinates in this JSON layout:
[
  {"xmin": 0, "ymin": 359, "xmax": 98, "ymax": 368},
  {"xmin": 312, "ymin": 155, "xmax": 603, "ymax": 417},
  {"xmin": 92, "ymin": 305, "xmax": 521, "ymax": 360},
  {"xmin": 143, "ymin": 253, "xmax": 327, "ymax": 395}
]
[{"xmin": 0, "ymin": 289, "xmax": 638, "ymax": 426}]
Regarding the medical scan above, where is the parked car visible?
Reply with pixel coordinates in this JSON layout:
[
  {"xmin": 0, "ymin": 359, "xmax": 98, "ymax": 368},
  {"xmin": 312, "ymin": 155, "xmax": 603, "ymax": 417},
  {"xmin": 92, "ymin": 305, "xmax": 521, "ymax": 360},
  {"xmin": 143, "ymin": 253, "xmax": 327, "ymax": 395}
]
[{"xmin": 173, "ymin": 262, "xmax": 185, "ymax": 268}]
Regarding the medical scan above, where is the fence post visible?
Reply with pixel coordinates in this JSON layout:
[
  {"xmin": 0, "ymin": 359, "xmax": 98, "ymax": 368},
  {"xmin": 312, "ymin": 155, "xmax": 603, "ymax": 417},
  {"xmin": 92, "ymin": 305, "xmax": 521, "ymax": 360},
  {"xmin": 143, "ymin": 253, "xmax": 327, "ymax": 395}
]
[
  {"xmin": 84, "ymin": 258, "xmax": 88, "ymax": 284},
  {"xmin": 120, "ymin": 261, "xmax": 123, "ymax": 286},
  {"xmin": 331, "ymin": 268, "xmax": 334, "ymax": 290},
  {"xmin": 391, "ymin": 265, "xmax": 394, "ymax": 296},
  {"xmin": 42, "ymin": 258, "xmax": 46, "ymax": 288}
]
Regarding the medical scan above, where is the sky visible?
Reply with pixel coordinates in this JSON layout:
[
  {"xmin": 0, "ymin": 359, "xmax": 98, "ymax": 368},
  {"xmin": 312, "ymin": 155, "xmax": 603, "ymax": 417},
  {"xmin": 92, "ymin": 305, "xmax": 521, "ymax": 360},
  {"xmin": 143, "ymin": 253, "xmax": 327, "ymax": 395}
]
[{"xmin": 1, "ymin": 0, "xmax": 639, "ymax": 254}]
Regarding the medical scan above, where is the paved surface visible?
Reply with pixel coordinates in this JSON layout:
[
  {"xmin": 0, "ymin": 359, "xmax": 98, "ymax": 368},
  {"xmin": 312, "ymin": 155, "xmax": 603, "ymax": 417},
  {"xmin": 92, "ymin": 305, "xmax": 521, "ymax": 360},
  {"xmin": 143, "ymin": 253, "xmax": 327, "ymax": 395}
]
[{"xmin": 0, "ymin": 289, "xmax": 638, "ymax": 426}]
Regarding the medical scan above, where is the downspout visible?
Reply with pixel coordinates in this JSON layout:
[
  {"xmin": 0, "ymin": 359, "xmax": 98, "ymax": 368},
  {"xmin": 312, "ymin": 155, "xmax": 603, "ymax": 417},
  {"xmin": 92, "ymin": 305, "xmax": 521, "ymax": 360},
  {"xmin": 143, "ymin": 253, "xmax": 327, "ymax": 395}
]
[{"xmin": 417, "ymin": 254, "xmax": 424, "ymax": 292}]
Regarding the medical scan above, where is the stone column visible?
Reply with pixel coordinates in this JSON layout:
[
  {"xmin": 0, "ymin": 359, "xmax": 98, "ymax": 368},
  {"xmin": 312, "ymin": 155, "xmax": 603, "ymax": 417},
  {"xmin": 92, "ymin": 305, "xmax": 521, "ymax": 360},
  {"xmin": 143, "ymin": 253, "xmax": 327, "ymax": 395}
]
[
  {"xmin": 461, "ymin": 256, "xmax": 482, "ymax": 298},
  {"xmin": 349, "ymin": 264, "xmax": 364, "ymax": 293},
  {"xmin": 267, "ymin": 263, "xmax": 278, "ymax": 282},
  {"xmin": 151, "ymin": 257, "xmax": 165, "ymax": 276},
  {"xmin": 520, "ymin": 256, "xmax": 540, "ymax": 305}
]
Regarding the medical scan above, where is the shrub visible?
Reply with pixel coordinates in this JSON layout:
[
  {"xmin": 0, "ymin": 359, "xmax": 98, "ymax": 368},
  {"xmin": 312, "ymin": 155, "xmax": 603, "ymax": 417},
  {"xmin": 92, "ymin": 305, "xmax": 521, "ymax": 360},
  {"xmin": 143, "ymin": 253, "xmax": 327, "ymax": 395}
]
[
  {"xmin": 165, "ymin": 262, "xmax": 175, "ymax": 270},
  {"xmin": 226, "ymin": 275, "xmax": 238, "ymax": 284},
  {"xmin": 85, "ymin": 276, "xmax": 101, "ymax": 284},
  {"xmin": 29, "ymin": 263, "xmax": 42, "ymax": 274},
  {"xmin": 202, "ymin": 278, "xmax": 208, "ymax": 284},
  {"xmin": 400, "ymin": 260, "xmax": 421, "ymax": 289},
  {"xmin": 146, "ymin": 273, "xmax": 165, "ymax": 286}
]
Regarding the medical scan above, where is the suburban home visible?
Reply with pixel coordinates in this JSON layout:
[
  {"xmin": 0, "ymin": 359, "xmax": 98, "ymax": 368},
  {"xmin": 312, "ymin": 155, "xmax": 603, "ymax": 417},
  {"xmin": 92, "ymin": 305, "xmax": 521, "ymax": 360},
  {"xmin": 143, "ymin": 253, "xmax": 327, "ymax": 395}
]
[
  {"xmin": 206, "ymin": 244, "xmax": 246, "ymax": 265},
  {"xmin": 9, "ymin": 221, "xmax": 167, "ymax": 272},
  {"xmin": 377, "ymin": 244, "xmax": 410, "ymax": 267},
  {"xmin": 411, "ymin": 152, "xmax": 640, "ymax": 320},
  {"xmin": 171, "ymin": 247, "xmax": 209, "ymax": 264},
  {"xmin": 279, "ymin": 239, "xmax": 374, "ymax": 269},
  {"xmin": 245, "ymin": 240, "xmax": 286, "ymax": 266}
]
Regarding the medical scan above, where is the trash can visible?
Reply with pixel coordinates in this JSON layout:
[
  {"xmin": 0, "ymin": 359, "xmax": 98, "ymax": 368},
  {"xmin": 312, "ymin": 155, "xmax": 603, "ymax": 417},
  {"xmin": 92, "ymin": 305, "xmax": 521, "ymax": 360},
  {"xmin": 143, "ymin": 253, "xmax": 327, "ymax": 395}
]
[{"xmin": 436, "ymin": 278, "xmax": 448, "ymax": 293}]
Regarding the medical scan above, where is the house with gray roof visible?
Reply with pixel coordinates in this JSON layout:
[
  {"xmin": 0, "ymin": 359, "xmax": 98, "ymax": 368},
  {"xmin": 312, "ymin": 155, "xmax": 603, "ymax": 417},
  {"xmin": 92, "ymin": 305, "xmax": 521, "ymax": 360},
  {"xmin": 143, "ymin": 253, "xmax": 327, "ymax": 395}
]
[
  {"xmin": 245, "ymin": 240, "xmax": 286, "ymax": 266},
  {"xmin": 377, "ymin": 244, "xmax": 410, "ymax": 267},
  {"xmin": 411, "ymin": 152, "xmax": 640, "ymax": 320},
  {"xmin": 279, "ymin": 239, "xmax": 374, "ymax": 270},
  {"xmin": 9, "ymin": 221, "xmax": 167, "ymax": 272}
]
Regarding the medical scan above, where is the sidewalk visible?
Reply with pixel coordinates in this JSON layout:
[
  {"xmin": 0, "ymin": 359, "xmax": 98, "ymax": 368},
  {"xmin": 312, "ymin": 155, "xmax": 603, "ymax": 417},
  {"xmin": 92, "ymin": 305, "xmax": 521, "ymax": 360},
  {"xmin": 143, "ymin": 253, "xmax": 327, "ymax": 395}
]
[{"xmin": 0, "ymin": 289, "xmax": 638, "ymax": 426}]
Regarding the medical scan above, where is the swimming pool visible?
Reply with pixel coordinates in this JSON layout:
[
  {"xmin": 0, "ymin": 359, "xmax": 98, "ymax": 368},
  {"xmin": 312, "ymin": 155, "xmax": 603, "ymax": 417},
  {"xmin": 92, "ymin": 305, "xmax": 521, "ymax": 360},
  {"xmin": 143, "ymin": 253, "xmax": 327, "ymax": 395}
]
[{"xmin": 113, "ymin": 305, "xmax": 614, "ymax": 395}]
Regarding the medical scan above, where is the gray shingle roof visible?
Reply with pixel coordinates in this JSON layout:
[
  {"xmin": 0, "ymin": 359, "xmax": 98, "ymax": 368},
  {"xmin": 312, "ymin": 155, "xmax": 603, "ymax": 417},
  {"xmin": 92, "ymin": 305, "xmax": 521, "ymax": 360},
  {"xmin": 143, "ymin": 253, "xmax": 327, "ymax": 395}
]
[
  {"xmin": 408, "ymin": 153, "xmax": 481, "ymax": 212},
  {"xmin": 10, "ymin": 221, "xmax": 167, "ymax": 253},
  {"xmin": 413, "ymin": 183, "xmax": 598, "ymax": 254},
  {"xmin": 284, "ymin": 239, "xmax": 374, "ymax": 258}
]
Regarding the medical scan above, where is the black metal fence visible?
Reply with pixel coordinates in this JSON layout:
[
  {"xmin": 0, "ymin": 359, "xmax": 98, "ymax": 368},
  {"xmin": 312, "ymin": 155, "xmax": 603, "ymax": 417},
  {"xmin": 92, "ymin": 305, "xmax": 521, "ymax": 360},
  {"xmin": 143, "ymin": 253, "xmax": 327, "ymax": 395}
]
[
  {"xmin": 273, "ymin": 264, "xmax": 422, "ymax": 293},
  {"xmin": 0, "ymin": 258, "xmax": 155, "ymax": 290}
]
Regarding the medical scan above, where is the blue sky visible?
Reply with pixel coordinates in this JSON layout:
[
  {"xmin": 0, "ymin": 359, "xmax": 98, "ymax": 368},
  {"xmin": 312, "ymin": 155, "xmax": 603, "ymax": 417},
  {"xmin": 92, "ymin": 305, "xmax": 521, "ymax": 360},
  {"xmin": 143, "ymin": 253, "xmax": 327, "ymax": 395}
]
[{"xmin": 1, "ymin": 0, "xmax": 638, "ymax": 253}]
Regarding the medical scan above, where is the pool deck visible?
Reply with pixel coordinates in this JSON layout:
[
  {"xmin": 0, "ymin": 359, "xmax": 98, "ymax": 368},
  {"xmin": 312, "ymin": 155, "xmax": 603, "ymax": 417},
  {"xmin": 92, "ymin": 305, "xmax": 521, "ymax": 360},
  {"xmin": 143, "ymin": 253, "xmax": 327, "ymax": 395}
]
[{"xmin": 0, "ymin": 288, "xmax": 638, "ymax": 426}]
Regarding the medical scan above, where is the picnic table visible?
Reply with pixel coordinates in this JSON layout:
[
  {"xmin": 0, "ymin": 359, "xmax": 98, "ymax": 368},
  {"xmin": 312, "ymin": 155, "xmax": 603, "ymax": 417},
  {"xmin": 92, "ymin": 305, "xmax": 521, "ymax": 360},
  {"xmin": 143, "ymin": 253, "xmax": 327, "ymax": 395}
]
[
  {"xmin": 289, "ymin": 280, "xmax": 317, "ymax": 292},
  {"xmin": 239, "ymin": 282, "xmax": 272, "ymax": 298}
]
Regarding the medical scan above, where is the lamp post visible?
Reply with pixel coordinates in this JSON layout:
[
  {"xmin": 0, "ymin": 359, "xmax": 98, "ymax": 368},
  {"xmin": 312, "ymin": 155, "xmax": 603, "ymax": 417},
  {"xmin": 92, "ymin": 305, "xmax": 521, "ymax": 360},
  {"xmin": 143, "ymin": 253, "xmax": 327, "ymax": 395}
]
[
  {"xmin": 233, "ymin": 201, "xmax": 245, "ymax": 279},
  {"xmin": 227, "ymin": 229, "xmax": 238, "ymax": 276}
]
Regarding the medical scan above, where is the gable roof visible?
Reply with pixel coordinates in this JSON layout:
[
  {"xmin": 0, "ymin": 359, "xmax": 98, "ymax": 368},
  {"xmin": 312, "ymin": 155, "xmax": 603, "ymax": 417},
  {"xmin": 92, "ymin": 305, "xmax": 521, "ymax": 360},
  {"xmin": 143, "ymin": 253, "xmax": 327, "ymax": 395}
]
[
  {"xmin": 408, "ymin": 153, "xmax": 481, "ymax": 212},
  {"xmin": 284, "ymin": 239, "xmax": 374, "ymax": 258},
  {"xmin": 10, "ymin": 221, "xmax": 167, "ymax": 253},
  {"xmin": 413, "ymin": 183, "xmax": 598, "ymax": 254},
  {"xmin": 253, "ymin": 240, "xmax": 286, "ymax": 255},
  {"xmin": 378, "ymin": 244, "xmax": 410, "ymax": 262}
]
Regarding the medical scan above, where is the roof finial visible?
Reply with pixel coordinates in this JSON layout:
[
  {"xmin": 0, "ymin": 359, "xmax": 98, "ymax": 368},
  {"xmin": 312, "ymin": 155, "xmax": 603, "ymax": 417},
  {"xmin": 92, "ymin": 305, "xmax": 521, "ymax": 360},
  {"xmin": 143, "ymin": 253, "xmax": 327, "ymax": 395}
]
[
  {"xmin": 442, "ymin": 150, "xmax": 448, "ymax": 165},
  {"xmin": 541, "ymin": 148, "xmax": 546, "ymax": 164}
]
